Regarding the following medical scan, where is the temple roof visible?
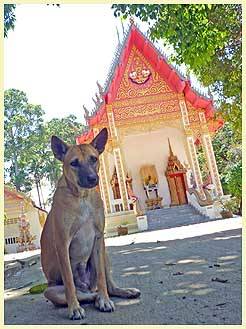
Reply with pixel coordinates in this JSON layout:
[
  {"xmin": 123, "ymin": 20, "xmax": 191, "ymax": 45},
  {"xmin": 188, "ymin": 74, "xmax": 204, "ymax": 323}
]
[{"xmin": 77, "ymin": 22, "xmax": 223, "ymax": 143}]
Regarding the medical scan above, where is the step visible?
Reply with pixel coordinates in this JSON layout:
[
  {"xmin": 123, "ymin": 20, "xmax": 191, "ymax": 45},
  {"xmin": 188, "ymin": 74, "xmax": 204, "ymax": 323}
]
[{"xmin": 144, "ymin": 204, "xmax": 209, "ymax": 231}]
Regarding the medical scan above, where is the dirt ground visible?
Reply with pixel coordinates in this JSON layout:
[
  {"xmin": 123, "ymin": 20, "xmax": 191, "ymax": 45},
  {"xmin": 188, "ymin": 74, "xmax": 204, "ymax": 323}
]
[{"xmin": 4, "ymin": 225, "xmax": 242, "ymax": 325}]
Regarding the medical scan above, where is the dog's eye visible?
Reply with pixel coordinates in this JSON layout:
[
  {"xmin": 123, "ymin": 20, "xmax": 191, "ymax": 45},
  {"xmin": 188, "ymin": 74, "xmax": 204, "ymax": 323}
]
[
  {"xmin": 89, "ymin": 155, "xmax": 98, "ymax": 164},
  {"xmin": 70, "ymin": 159, "xmax": 79, "ymax": 167}
]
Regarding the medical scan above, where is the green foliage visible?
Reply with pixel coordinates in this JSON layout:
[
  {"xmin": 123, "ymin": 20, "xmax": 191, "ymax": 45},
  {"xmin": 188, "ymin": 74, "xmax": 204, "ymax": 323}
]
[
  {"xmin": 112, "ymin": 4, "xmax": 242, "ymax": 137},
  {"xmin": 223, "ymin": 161, "xmax": 242, "ymax": 201},
  {"xmin": 4, "ymin": 89, "xmax": 86, "ymax": 199},
  {"xmin": 219, "ymin": 197, "xmax": 239, "ymax": 214},
  {"xmin": 4, "ymin": 4, "xmax": 16, "ymax": 38},
  {"xmin": 212, "ymin": 123, "xmax": 241, "ymax": 207},
  {"xmin": 4, "ymin": 89, "xmax": 45, "ymax": 192}
]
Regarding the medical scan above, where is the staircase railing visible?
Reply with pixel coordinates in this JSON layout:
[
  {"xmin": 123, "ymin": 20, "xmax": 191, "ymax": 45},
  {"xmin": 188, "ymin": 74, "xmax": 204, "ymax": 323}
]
[{"xmin": 186, "ymin": 190, "xmax": 221, "ymax": 219}]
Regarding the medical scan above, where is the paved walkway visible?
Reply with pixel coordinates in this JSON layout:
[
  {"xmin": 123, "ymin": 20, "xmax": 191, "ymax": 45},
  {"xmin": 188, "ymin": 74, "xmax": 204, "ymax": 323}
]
[{"xmin": 4, "ymin": 218, "xmax": 242, "ymax": 325}]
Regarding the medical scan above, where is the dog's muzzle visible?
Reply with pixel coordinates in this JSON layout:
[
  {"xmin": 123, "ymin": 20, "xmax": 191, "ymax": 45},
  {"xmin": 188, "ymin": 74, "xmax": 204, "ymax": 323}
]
[{"xmin": 78, "ymin": 174, "xmax": 99, "ymax": 189}]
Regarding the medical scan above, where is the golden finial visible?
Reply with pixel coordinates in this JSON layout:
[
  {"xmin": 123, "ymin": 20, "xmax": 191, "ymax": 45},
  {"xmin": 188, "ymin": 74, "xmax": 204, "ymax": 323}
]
[
  {"xmin": 130, "ymin": 17, "xmax": 135, "ymax": 25},
  {"xmin": 168, "ymin": 138, "xmax": 174, "ymax": 157}
]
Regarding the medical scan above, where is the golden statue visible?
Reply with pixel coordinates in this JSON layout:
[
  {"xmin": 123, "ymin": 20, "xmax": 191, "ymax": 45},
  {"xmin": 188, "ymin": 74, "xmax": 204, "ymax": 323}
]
[
  {"xmin": 110, "ymin": 167, "xmax": 121, "ymax": 199},
  {"xmin": 139, "ymin": 165, "xmax": 162, "ymax": 210},
  {"xmin": 125, "ymin": 172, "xmax": 144, "ymax": 216}
]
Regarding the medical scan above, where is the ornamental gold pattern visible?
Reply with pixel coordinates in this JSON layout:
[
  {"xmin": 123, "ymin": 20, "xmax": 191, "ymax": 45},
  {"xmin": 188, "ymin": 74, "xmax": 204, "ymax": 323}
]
[
  {"xmin": 114, "ymin": 99, "xmax": 180, "ymax": 123},
  {"xmin": 188, "ymin": 112, "xmax": 200, "ymax": 123},
  {"xmin": 199, "ymin": 112, "xmax": 207, "ymax": 123},
  {"xmin": 186, "ymin": 101, "xmax": 204, "ymax": 124},
  {"xmin": 116, "ymin": 46, "xmax": 174, "ymax": 100},
  {"xmin": 107, "ymin": 111, "xmax": 117, "ymax": 138},
  {"xmin": 179, "ymin": 100, "xmax": 190, "ymax": 127},
  {"xmin": 113, "ymin": 92, "xmax": 178, "ymax": 108}
]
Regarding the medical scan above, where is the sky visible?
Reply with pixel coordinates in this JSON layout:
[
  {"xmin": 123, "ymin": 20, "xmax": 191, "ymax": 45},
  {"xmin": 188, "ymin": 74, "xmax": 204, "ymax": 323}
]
[
  {"xmin": 4, "ymin": 4, "xmax": 206, "ymax": 125},
  {"xmin": 4, "ymin": 4, "xmax": 133, "ymax": 124}
]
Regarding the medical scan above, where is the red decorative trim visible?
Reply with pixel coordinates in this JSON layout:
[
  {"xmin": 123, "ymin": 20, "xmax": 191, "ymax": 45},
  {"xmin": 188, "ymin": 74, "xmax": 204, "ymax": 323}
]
[{"xmin": 76, "ymin": 129, "xmax": 94, "ymax": 144}]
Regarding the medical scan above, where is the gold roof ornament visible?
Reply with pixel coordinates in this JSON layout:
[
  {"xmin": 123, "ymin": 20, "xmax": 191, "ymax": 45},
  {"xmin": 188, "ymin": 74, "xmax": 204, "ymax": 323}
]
[
  {"xmin": 165, "ymin": 139, "xmax": 186, "ymax": 175},
  {"xmin": 168, "ymin": 138, "xmax": 174, "ymax": 157},
  {"xmin": 130, "ymin": 17, "xmax": 135, "ymax": 25}
]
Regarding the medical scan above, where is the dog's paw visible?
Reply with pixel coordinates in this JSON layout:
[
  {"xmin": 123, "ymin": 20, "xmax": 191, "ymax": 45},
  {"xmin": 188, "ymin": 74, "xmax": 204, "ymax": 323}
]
[
  {"xmin": 109, "ymin": 286, "xmax": 141, "ymax": 299},
  {"xmin": 68, "ymin": 302, "xmax": 85, "ymax": 320},
  {"xmin": 95, "ymin": 293, "xmax": 115, "ymax": 312},
  {"xmin": 123, "ymin": 288, "xmax": 141, "ymax": 299}
]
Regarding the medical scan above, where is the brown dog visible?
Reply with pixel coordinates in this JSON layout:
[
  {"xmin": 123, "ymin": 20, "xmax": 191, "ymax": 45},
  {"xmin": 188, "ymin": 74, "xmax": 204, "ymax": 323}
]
[{"xmin": 40, "ymin": 128, "xmax": 140, "ymax": 320}]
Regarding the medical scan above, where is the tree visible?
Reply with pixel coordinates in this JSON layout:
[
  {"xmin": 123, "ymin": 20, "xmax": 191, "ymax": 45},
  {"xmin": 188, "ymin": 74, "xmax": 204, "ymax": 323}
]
[
  {"xmin": 112, "ymin": 4, "xmax": 242, "ymax": 138},
  {"xmin": 4, "ymin": 88, "xmax": 86, "ymax": 206},
  {"xmin": 4, "ymin": 4, "xmax": 16, "ymax": 38},
  {"xmin": 4, "ymin": 89, "xmax": 45, "ymax": 192},
  {"xmin": 212, "ymin": 122, "xmax": 242, "ymax": 213}
]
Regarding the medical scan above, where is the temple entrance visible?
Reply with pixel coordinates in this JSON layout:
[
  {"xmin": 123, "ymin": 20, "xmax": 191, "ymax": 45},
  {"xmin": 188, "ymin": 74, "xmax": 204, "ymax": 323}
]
[
  {"xmin": 165, "ymin": 139, "xmax": 188, "ymax": 206},
  {"xmin": 168, "ymin": 172, "xmax": 187, "ymax": 205}
]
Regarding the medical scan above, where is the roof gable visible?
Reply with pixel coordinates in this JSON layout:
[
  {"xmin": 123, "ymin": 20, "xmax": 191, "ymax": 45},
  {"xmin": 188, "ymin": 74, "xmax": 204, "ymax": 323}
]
[
  {"xmin": 115, "ymin": 45, "xmax": 174, "ymax": 101},
  {"xmin": 77, "ymin": 23, "xmax": 223, "ymax": 143},
  {"xmin": 104, "ymin": 25, "xmax": 213, "ymax": 110}
]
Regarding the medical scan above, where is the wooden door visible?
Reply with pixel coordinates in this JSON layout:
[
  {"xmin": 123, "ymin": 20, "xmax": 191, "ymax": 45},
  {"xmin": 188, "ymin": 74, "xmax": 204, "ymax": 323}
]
[
  {"xmin": 169, "ymin": 173, "xmax": 187, "ymax": 205},
  {"xmin": 174, "ymin": 174, "xmax": 187, "ymax": 204}
]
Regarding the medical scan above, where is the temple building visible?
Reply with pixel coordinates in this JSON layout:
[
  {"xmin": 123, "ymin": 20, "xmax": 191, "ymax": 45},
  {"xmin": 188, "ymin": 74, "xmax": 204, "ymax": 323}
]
[
  {"xmin": 4, "ymin": 185, "xmax": 47, "ymax": 253},
  {"xmin": 76, "ymin": 22, "xmax": 224, "ymax": 236}
]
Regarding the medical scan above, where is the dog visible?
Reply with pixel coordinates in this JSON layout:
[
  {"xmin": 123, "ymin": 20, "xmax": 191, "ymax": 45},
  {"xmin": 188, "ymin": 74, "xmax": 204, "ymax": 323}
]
[{"xmin": 40, "ymin": 128, "xmax": 140, "ymax": 320}]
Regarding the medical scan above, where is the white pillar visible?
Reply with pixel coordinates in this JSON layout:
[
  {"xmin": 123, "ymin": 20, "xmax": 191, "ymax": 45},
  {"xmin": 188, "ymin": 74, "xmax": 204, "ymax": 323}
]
[
  {"xmin": 93, "ymin": 128, "xmax": 112, "ymax": 214},
  {"xmin": 179, "ymin": 97, "xmax": 205, "ymax": 199},
  {"xmin": 202, "ymin": 133, "xmax": 223, "ymax": 196},
  {"xmin": 107, "ymin": 105, "xmax": 129, "ymax": 211},
  {"xmin": 186, "ymin": 135, "xmax": 206, "ymax": 199}
]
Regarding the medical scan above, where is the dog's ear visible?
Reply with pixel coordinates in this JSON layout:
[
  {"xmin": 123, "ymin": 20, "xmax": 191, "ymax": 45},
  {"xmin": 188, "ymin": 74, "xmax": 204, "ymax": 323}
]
[
  {"xmin": 90, "ymin": 128, "xmax": 108, "ymax": 154},
  {"xmin": 51, "ymin": 136, "xmax": 69, "ymax": 162}
]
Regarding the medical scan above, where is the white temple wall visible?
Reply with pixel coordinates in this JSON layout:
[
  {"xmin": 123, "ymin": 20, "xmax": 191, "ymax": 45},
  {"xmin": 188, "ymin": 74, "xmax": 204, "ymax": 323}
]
[{"xmin": 120, "ymin": 126, "xmax": 189, "ymax": 209}]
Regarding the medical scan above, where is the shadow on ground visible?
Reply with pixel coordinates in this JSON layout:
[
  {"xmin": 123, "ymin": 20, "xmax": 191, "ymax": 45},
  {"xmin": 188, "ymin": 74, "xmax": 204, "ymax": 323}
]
[{"xmin": 4, "ymin": 228, "xmax": 242, "ymax": 325}]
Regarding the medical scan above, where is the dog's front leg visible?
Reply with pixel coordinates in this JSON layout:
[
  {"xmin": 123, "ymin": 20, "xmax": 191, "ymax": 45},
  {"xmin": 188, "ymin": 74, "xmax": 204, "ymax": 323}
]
[
  {"xmin": 54, "ymin": 231, "xmax": 85, "ymax": 320},
  {"xmin": 92, "ymin": 234, "xmax": 115, "ymax": 312}
]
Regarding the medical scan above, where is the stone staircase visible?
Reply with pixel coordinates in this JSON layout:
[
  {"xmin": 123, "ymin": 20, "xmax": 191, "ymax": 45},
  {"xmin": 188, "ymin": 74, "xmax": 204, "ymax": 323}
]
[{"xmin": 146, "ymin": 204, "xmax": 217, "ymax": 231}]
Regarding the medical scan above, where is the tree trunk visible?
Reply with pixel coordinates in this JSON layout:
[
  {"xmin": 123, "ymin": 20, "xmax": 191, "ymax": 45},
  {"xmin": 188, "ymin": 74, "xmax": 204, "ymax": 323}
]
[
  {"xmin": 35, "ymin": 179, "xmax": 42, "ymax": 208},
  {"xmin": 10, "ymin": 127, "xmax": 21, "ymax": 190},
  {"xmin": 38, "ymin": 180, "xmax": 46, "ymax": 210}
]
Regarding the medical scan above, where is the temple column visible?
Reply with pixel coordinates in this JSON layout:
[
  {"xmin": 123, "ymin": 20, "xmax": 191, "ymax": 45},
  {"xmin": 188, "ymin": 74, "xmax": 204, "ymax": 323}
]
[
  {"xmin": 178, "ymin": 96, "xmax": 206, "ymax": 199},
  {"xmin": 93, "ymin": 128, "xmax": 112, "ymax": 214},
  {"xmin": 107, "ymin": 105, "xmax": 129, "ymax": 211},
  {"xmin": 186, "ymin": 134, "xmax": 206, "ymax": 198},
  {"xmin": 199, "ymin": 112, "xmax": 223, "ymax": 196}
]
